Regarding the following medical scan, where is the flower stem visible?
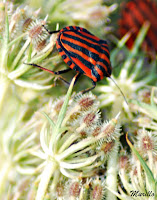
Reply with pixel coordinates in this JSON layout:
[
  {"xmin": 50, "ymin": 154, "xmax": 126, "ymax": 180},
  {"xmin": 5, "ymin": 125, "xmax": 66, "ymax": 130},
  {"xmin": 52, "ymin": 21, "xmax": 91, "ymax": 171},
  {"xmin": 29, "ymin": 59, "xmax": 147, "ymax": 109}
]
[
  {"xmin": 0, "ymin": 160, "xmax": 11, "ymax": 195},
  {"xmin": 35, "ymin": 159, "xmax": 57, "ymax": 200},
  {"xmin": 106, "ymin": 141, "xmax": 119, "ymax": 200},
  {"xmin": 0, "ymin": 77, "xmax": 10, "ymax": 112},
  {"xmin": 12, "ymin": 39, "xmax": 31, "ymax": 70}
]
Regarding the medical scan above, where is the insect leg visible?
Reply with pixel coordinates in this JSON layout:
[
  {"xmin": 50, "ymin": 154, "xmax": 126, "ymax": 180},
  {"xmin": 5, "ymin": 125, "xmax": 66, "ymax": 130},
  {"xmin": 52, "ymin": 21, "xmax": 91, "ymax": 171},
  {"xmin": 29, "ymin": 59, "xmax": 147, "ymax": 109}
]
[
  {"xmin": 81, "ymin": 80, "xmax": 96, "ymax": 94},
  {"xmin": 55, "ymin": 68, "xmax": 72, "ymax": 75},
  {"xmin": 24, "ymin": 63, "xmax": 71, "ymax": 85},
  {"xmin": 54, "ymin": 76, "xmax": 70, "ymax": 86},
  {"xmin": 24, "ymin": 63, "xmax": 71, "ymax": 75},
  {"xmin": 52, "ymin": 68, "xmax": 72, "ymax": 85}
]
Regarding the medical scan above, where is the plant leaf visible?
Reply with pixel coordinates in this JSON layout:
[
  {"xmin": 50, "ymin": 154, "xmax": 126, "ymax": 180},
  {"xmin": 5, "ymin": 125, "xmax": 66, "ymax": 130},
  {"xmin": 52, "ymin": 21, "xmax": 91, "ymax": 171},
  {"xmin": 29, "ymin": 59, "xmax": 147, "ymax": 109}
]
[
  {"xmin": 129, "ymin": 99, "xmax": 157, "ymax": 120},
  {"xmin": 14, "ymin": 79, "xmax": 54, "ymax": 90},
  {"xmin": 131, "ymin": 21, "xmax": 150, "ymax": 58},
  {"xmin": 41, "ymin": 111, "xmax": 56, "ymax": 129},
  {"xmin": 56, "ymin": 75, "xmax": 76, "ymax": 129},
  {"xmin": 126, "ymin": 133, "xmax": 156, "ymax": 194}
]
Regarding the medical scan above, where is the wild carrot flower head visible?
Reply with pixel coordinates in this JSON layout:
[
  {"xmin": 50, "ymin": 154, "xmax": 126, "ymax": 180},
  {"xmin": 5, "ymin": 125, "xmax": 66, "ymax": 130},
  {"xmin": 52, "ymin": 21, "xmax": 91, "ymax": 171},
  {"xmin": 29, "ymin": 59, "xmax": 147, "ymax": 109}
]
[
  {"xmin": 96, "ymin": 22, "xmax": 156, "ymax": 119},
  {"xmin": 18, "ymin": 79, "xmax": 120, "ymax": 199}
]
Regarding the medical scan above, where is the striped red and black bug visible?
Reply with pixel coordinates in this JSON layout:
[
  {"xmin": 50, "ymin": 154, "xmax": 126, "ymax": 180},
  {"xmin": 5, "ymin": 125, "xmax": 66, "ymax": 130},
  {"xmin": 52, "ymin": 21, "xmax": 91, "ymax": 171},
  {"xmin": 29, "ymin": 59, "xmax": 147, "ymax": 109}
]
[
  {"xmin": 56, "ymin": 26, "xmax": 112, "ymax": 93},
  {"xmin": 119, "ymin": 0, "xmax": 157, "ymax": 57},
  {"xmin": 26, "ymin": 26, "xmax": 112, "ymax": 93},
  {"xmin": 26, "ymin": 26, "xmax": 127, "ymax": 102}
]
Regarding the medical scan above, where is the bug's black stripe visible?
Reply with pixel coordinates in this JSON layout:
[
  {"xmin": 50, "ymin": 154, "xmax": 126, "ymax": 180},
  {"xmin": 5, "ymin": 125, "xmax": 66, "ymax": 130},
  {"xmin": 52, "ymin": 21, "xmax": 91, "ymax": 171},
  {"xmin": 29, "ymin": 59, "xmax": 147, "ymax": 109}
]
[
  {"xmin": 61, "ymin": 53, "xmax": 74, "ymax": 68},
  {"xmin": 99, "ymin": 39, "xmax": 108, "ymax": 46},
  {"xmin": 134, "ymin": 7, "xmax": 156, "ymax": 49},
  {"xmin": 68, "ymin": 26, "xmax": 85, "ymax": 32},
  {"xmin": 72, "ymin": 30, "xmax": 101, "ymax": 45},
  {"xmin": 62, "ymin": 27, "xmax": 69, "ymax": 31},
  {"xmin": 79, "ymin": 27, "xmax": 97, "ymax": 36},
  {"xmin": 57, "ymin": 36, "xmax": 85, "ymax": 73},
  {"xmin": 67, "ymin": 60, "xmax": 72, "ymax": 66},
  {"xmin": 91, "ymin": 67, "xmax": 101, "ymax": 81},
  {"xmin": 96, "ymin": 64, "xmax": 111, "ymax": 77},
  {"xmin": 61, "ymin": 38, "xmax": 110, "ymax": 69},
  {"xmin": 125, "ymin": 7, "xmax": 141, "ymax": 28},
  {"xmin": 63, "ymin": 52, "xmax": 84, "ymax": 73},
  {"xmin": 73, "ymin": 63, "xmax": 84, "ymax": 72},
  {"xmin": 68, "ymin": 50, "xmax": 93, "ymax": 69},
  {"xmin": 101, "ymin": 44, "xmax": 109, "ymax": 50},
  {"xmin": 69, "ymin": 26, "xmax": 93, "ymax": 34},
  {"xmin": 142, "ymin": 0, "xmax": 157, "ymax": 16},
  {"xmin": 68, "ymin": 26, "xmax": 76, "ymax": 30},
  {"xmin": 62, "ymin": 54, "xmax": 67, "ymax": 59},
  {"xmin": 130, "ymin": 0, "xmax": 157, "ymax": 27},
  {"xmin": 61, "ymin": 28, "xmax": 100, "ymax": 44},
  {"xmin": 62, "ymin": 33, "xmax": 110, "ymax": 58},
  {"xmin": 151, "ymin": 1, "xmax": 157, "ymax": 14},
  {"xmin": 125, "ymin": 6, "xmax": 154, "ymax": 49},
  {"xmin": 97, "ymin": 64, "xmax": 107, "ymax": 76},
  {"xmin": 137, "ymin": 1, "xmax": 157, "ymax": 38},
  {"xmin": 63, "ymin": 26, "xmax": 98, "ymax": 42},
  {"xmin": 58, "ymin": 48, "xmax": 63, "ymax": 52},
  {"xmin": 62, "ymin": 52, "xmax": 83, "ymax": 72}
]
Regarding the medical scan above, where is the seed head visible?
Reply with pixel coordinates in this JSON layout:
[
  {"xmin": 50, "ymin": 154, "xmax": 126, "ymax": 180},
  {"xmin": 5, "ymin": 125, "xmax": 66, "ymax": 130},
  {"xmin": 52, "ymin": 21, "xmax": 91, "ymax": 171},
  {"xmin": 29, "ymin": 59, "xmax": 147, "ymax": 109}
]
[
  {"xmin": 91, "ymin": 179, "xmax": 105, "ymax": 200},
  {"xmin": 92, "ymin": 126, "xmax": 101, "ymax": 137},
  {"xmin": 101, "ymin": 140, "xmax": 115, "ymax": 155},
  {"xmin": 65, "ymin": 93, "xmax": 99, "ymax": 127},
  {"xmin": 82, "ymin": 110, "xmax": 101, "ymax": 129},
  {"xmin": 119, "ymin": 155, "xmax": 129, "ymax": 169},
  {"xmin": 56, "ymin": 182, "xmax": 64, "ymax": 197},
  {"xmin": 142, "ymin": 135, "xmax": 153, "ymax": 151},
  {"xmin": 25, "ymin": 19, "xmax": 49, "ymax": 49},
  {"xmin": 23, "ymin": 18, "xmax": 33, "ymax": 32},
  {"xmin": 65, "ymin": 180, "xmax": 81, "ymax": 198},
  {"xmin": 79, "ymin": 96, "xmax": 94, "ymax": 110},
  {"xmin": 35, "ymin": 39, "xmax": 47, "ymax": 51},
  {"xmin": 69, "ymin": 181, "xmax": 80, "ymax": 197},
  {"xmin": 101, "ymin": 118, "xmax": 120, "ymax": 142},
  {"xmin": 73, "ymin": 92, "xmax": 99, "ymax": 112},
  {"xmin": 136, "ymin": 129, "xmax": 157, "ymax": 156},
  {"xmin": 29, "ymin": 24, "xmax": 44, "ymax": 39},
  {"xmin": 83, "ymin": 112, "xmax": 96, "ymax": 126}
]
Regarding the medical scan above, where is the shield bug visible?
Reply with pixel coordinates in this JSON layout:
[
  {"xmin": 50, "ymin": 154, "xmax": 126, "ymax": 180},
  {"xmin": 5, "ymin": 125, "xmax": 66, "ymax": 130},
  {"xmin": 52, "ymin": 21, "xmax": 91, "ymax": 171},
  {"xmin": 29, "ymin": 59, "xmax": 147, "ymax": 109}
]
[
  {"xmin": 119, "ymin": 0, "xmax": 157, "ymax": 57},
  {"xmin": 26, "ymin": 26, "xmax": 127, "ymax": 103}
]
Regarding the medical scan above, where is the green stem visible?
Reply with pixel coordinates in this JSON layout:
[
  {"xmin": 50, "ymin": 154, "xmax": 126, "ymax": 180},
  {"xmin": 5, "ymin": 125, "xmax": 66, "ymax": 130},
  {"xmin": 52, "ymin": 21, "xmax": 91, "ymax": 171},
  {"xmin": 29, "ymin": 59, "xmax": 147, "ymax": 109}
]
[
  {"xmin": 50, "ymin": 170, "xmax": 60, "ymax": 193},
  {"xmin": 49, "ymin": 76, "xmax": 76, "ymax": 153},
  {"xmin": 8, "ymin": 32, "xmax": 27, "ymax": 48},
  {"xmin": 8, "ymin": 63, "xmax": 32, "ymax": 80},
  {"xmin": 12, "ymin": 39, "xmax": 31, "ymax": 69},
  {"xmin": 0, "ymin": 8, "xmax": 10, "ymax": 111},
  {"xmin": 35, "ymin": 159, "xmax": 57, "ymax": 200},
  {"xmin": 0, "ymin": 160, "xmax": 11, "ymax": 196},
  {"xmin": 106, "ymin": 141, "xmax": 119, "ymax": 200},
  {"xmin": 1, "ymin": 5, "xmax": 9, "ymax": 72},
  {"xmin": 0, "ymin": 77, "xmax": 10, "ymax": 112}
]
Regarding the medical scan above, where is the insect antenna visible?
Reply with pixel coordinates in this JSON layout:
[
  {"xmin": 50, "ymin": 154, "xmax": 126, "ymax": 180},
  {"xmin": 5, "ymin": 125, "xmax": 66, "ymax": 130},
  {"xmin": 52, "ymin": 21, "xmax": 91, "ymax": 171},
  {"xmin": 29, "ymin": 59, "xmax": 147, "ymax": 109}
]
[
  {"xmin": 108, "ymin": 76, "xmax": 128, "ymax": 105},
  {"xmin": 42, "ymin": 25, "xmax": 60, "ymax": 34}
]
